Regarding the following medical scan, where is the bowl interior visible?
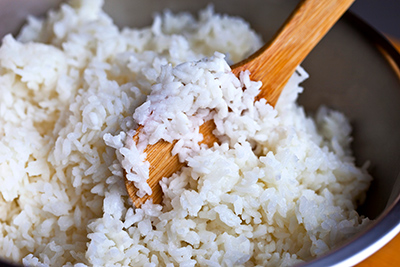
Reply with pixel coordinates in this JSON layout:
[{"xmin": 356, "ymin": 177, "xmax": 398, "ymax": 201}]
[
  {"xmin": 101, "ymin": 0, "xmax": 400, "ymax": 220},
  {"xmin": 1, "ymin": 0, "xmax": 399, "ymax": 266}
]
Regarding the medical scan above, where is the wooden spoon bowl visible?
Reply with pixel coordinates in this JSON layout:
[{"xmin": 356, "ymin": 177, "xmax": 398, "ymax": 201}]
[{"xmin": 126, "ymin": 0, "xmax": 355, "ymax": 207}]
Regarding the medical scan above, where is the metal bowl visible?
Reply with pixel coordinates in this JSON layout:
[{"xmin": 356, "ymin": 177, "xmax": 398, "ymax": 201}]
[{"xmin": 1, "ymin": 0, "xmax": 399, "ymax": 266}]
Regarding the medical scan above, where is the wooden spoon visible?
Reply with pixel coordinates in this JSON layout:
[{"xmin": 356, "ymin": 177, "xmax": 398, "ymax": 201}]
[{"xmin": 126, "ymin": 0, "xmax": 355, "ymax": 207}]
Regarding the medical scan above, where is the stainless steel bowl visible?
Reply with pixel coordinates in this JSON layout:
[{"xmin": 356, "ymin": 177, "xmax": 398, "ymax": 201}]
[{"xmin": 1, "ymin": 0, "xmax": 399, "ymax": 266}]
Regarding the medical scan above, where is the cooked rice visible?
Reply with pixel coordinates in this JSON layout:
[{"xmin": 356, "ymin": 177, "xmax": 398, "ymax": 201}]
[{"xmin": 0, "ymin": 0, "xmax": 371, "ymax": 266}]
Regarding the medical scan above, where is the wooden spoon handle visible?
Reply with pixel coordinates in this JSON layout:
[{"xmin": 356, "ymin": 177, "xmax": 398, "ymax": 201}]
[
  {"xmin": 126, "ymin": 0, "xmax": 355, "ymax": 207},
  {"xmin": 232, "ymin": 0, "xmax": 355, "ymax": 106}
]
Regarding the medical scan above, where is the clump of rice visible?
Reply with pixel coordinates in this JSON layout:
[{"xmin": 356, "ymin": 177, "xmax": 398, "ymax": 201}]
[{"xmin": 0, "ymin": 0, "xmax": 372, "ymax": 266}]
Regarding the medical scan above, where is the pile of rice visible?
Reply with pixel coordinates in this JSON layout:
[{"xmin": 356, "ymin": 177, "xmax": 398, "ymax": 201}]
[{"xmin": 0, "ymin": 0, "xmax": 372, "ymax": 266}]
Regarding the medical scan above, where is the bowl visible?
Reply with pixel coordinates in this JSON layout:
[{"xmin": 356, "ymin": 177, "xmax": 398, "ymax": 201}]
[{"xmin": 0, "ymin": 0, "xmax": 399, "ymax": 266}]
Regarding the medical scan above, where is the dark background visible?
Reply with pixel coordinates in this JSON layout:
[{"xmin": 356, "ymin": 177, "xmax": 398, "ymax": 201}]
[
  {"xmin": 0, "ymin": 1, "xmax": 398, "ymax": 40},
  {"xmin": 350, "ymin": 0, "xmax": 400, "ymax": 39}
]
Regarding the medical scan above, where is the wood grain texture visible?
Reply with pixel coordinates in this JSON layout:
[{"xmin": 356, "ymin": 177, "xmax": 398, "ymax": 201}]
[
  {"xmin": 126, "ymin": 121, "xmax": 218, "ymax": 207},
  {"xmin": 126, "ymin": 0, "xmax": 355, "ymax": 207},
  {"xmin": 231, "ymin": 0, "xmax": 355, "ymax": 105}
]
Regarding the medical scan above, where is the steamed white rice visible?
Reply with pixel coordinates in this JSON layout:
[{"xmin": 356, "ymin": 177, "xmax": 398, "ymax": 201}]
[{"xmin": 0, "ymin": 0, "xmax": 372, "ymax": 266}]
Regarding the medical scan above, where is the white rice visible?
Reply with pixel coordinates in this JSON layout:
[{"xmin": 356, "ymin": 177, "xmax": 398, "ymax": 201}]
[{"xmin": 0, "ymin": 0, "xmax": 372, "ymax": 266}]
